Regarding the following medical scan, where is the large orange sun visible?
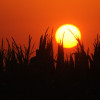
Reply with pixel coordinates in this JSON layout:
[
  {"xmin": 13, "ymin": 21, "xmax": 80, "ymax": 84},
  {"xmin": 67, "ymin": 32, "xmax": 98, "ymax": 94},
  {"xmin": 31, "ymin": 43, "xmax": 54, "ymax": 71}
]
[{"xmin": 55, "ymin": 24, "xmax": 81, "ymax": 48}]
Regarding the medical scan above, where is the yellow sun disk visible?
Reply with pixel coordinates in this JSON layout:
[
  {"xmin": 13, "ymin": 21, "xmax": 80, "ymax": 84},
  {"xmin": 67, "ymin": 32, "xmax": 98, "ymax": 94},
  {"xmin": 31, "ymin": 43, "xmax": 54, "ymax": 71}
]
[{"xmin": 55, "ymin": 24, "xmax": 81, "ymax": 48}]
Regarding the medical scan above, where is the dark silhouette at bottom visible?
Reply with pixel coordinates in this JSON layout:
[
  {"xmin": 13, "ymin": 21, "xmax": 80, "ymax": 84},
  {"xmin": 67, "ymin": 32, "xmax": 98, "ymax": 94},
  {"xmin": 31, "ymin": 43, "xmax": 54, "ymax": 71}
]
[{"xmin": 0, "ymin": 31, "xmax": 100, "ymax": 100}]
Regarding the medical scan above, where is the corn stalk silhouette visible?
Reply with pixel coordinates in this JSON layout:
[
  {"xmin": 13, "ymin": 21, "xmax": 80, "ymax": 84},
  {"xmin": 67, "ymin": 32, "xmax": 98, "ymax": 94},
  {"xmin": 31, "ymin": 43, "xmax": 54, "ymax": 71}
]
[
  {"xmin": 67, "ymin": 28, "xmax": 92, "ymax": 69},
  {"xmin": 6, "ymin": 38, "xmax": 11, "ymax": 60},
  {"xmin": 67, "ymin": 28, "xmax": 90, "ymax": 56},
  {"xmin": 91, "ymin": 34, "xmax": 100, "ymax": 71},
  {"xmin": 11, "ymin": 35, "xmax": 34, "ymax": 65},
  {"xmin": 0, "ymin": 39, "xmax": 4, "ymax": 71},
  {"xmin": 67, "ymin": 28, "xmax": 85, "ymax": 54},
  {"xmin": 39, "ymin": 27, "xmax": 49, "ymax": 51}
]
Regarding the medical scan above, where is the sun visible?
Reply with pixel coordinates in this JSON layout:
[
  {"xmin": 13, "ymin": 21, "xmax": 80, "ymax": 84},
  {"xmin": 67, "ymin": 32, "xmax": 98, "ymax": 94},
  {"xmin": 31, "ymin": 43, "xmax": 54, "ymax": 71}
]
[{"xmin": 55, "ymin": 24, "xmax": 81, "ymax": 48}]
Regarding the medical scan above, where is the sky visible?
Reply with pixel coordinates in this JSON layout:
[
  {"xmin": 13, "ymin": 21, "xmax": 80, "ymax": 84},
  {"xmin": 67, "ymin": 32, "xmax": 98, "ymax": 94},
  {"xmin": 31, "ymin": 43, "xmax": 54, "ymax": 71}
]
[{"xmin": 0, "ymin": 0, "xmax": 100, "ymax": 56}]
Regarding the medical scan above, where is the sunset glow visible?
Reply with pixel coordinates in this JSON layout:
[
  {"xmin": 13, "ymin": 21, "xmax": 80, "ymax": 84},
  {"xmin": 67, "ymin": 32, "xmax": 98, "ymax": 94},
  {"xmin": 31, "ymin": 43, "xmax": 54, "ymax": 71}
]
[{"xmin": 55, "ymin": 24, "xmax": 81, "ymax": 48}]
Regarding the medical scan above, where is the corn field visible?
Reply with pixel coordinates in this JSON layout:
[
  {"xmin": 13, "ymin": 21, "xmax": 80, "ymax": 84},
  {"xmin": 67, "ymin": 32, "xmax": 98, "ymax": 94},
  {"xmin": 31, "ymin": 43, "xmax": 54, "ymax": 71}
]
[{"xmin": 0, "ymin": 30, "xmax": 100, "ymax": 99}]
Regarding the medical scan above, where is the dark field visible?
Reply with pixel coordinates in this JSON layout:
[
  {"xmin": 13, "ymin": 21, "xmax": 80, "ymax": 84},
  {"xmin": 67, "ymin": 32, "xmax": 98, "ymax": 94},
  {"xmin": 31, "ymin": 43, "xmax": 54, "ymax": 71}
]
[{"xmin": 0, "ymin": 32, "xmax": 100, "ymax": 100}]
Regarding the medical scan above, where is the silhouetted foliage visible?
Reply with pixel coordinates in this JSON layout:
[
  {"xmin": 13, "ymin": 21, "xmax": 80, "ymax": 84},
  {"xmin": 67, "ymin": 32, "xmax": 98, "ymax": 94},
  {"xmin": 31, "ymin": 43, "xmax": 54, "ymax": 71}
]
[{"xmin": 0, "ymin": 31, "xmax": 100, "ymax": 99}]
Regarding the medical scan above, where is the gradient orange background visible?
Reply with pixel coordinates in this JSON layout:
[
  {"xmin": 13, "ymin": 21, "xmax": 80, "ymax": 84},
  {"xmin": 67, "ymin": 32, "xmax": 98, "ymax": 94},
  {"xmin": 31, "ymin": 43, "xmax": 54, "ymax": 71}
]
[{"xmin": 0, "ymin": 0, "xmax": 100, "ymax": 55}]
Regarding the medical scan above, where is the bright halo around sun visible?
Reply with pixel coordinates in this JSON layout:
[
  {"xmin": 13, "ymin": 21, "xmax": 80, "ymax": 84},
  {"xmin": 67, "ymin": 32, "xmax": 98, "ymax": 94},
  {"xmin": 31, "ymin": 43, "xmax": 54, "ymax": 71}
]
[{"xmin": 55, "ymin": 24, "xmax": 81, "ymax": 48}]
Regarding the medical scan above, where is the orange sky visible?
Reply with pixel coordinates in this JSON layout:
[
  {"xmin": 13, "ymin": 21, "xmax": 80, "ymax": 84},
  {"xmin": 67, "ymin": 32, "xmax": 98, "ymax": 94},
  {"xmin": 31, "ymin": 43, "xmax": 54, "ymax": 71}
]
[{"xmin": 0, "ymin": 0, "xmax": 100, "ymax": 56}]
